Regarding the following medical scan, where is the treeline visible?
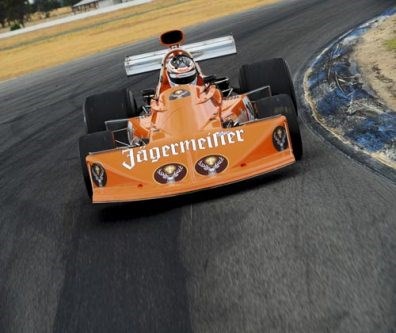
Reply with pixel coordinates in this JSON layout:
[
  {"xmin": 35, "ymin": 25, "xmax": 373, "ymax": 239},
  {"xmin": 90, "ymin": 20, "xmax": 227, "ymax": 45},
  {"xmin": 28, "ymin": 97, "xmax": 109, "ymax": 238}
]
[{"xmin": 0, "ymin": 0, "xmax": 80, "ymax": 30}]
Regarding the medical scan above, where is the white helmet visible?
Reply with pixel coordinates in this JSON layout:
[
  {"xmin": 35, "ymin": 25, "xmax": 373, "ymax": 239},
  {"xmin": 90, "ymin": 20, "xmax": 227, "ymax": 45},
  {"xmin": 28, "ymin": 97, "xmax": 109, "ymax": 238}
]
[{"xmin": 166, "ymin": 55, "xmax": 197, "ymax": 85}]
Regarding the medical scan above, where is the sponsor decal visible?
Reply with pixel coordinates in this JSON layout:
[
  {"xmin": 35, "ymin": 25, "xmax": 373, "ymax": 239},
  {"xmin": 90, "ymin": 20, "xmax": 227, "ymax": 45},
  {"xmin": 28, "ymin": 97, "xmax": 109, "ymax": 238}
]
[
  {"xmin": 169, "ymin": 89, "xmax": 191, "ymax": 100},
  {"xmin": 272, "ymin": 126, "xmax": 288, "ymax": 151},
  {"xmin": 154, "ymin": 164, "xmax": 187, "ymax": 184},
  {"xmin": 122, "ymin": 129, "xmax": 245, "ymax": 170},
  {"xmin": 195, "ymin": 155, "xmax": 228, "ymax": 175},
  {"xmin": 91, "ymin": 163, "xmax": 107, "ymax": 187}
]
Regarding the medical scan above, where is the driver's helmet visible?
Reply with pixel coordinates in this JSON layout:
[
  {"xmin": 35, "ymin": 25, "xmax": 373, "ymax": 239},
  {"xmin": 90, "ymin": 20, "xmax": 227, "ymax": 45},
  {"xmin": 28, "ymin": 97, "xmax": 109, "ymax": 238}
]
[{"xmin": 166, "ymin": 55, "xmax": 197, "ymax": 86}]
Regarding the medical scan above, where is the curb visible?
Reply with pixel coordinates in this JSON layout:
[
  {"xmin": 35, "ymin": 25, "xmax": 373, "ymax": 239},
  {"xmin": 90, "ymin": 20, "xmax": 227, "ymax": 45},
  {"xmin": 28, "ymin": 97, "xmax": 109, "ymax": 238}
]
[{"xmin": 298, "ymin": 8, "xmax": 396, "ymax": 183}]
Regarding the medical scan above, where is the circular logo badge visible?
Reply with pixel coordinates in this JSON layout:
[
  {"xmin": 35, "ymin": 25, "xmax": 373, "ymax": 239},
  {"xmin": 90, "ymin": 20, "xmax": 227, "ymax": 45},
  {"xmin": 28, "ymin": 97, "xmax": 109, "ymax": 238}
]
[
  {"xmin": 169, "ymin": 89, "xmax": 191, "ymax": 100},
  {"xmin": 154, "ymin": 163, "xmax": 187, "ymax": 184},
  {"xmin": 195, "ymin": 155, "xmax": 228, "ymax": 176},
  {"xmin": 91, "ymin": 163, "xmax": 107, "ymax": 187},
  {"xmin": 272, "ymin": 126, "xmax": 288, "ymax": 151}
]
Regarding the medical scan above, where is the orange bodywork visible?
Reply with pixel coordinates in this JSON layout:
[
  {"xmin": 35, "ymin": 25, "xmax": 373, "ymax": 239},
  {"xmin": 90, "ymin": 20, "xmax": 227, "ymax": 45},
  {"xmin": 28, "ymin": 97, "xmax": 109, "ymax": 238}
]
[
  {"xmin": 85, "ymin": 80, "xmax": 296, "ymax": 203},
  {"xmin": 85, "ymin": 44, "xmax": 297, "ymax": 203}
]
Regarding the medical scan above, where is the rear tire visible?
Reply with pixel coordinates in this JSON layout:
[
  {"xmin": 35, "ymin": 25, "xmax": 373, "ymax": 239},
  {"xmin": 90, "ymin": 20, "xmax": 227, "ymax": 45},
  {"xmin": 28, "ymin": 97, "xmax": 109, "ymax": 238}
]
[
  {"xmin": 239, "ymin": 58, "xmax": 297, "ymax": 111},
  {"xmin": 79, "ymin": 131, "xmax": 115, "ymax": 198},
  {"xmin": 125, "ymin": 87, "xmax": 139, "ymax": 117},
  {"xmin": 84, "ymin": 89, "xmax": 139, "ymax": 133},
  {"xmin": 255, "ymin": 94, "xmax": 302, "ymax": 160}
]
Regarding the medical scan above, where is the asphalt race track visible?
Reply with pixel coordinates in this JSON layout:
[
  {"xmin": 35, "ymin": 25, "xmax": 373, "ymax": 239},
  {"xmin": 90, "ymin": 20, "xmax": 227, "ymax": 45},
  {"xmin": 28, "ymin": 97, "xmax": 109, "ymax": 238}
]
[{"xmin": 1, "ymin": 0, "xmax": 395, "ymax": 332}]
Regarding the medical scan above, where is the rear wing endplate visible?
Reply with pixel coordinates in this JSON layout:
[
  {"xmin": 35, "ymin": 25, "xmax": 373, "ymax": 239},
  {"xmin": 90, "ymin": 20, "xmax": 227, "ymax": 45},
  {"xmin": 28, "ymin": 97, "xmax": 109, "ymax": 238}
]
[{"xmin": 124, "ymin": 36, "xmax": 236, "ymax": 76}]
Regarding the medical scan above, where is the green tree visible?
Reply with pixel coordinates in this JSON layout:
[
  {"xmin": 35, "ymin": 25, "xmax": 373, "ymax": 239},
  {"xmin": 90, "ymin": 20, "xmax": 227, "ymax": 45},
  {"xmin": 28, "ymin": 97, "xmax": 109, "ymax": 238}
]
[
  {"xmin": 34, "ymin": 0, "xmax": 60, "ymax": 18},
  {"xmin": 62, "ymin": 0, "xmax": 80, "ymax": 6},
  {"xmin": 4, "ymin": 0, "xmax": 30, "ymax": 27},
  {"xmin": 0, "ymin": 1, "xmax": 7, "ymax": 28}
]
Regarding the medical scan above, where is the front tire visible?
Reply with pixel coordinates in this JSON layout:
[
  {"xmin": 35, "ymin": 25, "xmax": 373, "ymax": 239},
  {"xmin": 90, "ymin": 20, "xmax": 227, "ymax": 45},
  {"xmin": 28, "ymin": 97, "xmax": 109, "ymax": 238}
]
[
  {"xmin": 255, "ymin": 94, "xmax": 302, "ymax": 160},
  {"xmin": 83, "ymin": 89, "xmax": 139, "ymax": 133},
  {"xmin": 239, "ymin": 58, "xmax": 297, "ymax": 111}
]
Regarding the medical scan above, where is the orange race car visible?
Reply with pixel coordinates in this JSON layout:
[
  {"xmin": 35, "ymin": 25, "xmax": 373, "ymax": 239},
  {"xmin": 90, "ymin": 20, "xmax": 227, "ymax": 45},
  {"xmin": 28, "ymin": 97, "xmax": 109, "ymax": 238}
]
[{"xmin": 79, "ymin": 30, "xmax": 302, "ymax": 203}]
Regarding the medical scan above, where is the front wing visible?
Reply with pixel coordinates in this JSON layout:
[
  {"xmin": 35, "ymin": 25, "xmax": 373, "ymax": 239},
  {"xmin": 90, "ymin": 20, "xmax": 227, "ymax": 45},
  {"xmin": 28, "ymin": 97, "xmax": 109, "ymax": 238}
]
[{"xmin": 86, "ymin": 116, "xmax": 295, "ymax": 203}]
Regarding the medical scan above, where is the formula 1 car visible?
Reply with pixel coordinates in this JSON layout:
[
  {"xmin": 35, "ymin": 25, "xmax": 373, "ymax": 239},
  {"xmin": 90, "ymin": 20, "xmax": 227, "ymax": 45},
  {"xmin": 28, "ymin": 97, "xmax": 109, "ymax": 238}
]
[{"xmin": 79, "ymin": 30, "xmax": 302, "ymax": 203}]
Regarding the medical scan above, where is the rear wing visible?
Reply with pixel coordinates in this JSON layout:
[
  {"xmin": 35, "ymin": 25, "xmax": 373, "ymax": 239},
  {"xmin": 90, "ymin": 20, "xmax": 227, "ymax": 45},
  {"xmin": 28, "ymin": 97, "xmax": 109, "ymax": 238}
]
[{"xmin": 124, "ymin": 35, "xmax": 237, "ymax": 76}]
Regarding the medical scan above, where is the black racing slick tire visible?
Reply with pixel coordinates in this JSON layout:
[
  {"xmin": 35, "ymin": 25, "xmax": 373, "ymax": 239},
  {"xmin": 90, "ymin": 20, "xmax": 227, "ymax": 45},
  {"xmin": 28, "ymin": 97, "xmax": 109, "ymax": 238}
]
[
  {"xmin": 239, "ymin": 58, "xmax": 297, "ymax": 111},
  {"xmin": 83, "ymin": 89, "xmax": 139, "ymax": 133},
  {"xmin": 255, "ymin": 94, "xmax": 303, "ymax": 160},
  {"xmin": 125, "ymin": 87, "xmax": 139, "ymax": 117},
  {"xmin": 79, "ymin": 131, "xmax": 115, "ymax": 198}
]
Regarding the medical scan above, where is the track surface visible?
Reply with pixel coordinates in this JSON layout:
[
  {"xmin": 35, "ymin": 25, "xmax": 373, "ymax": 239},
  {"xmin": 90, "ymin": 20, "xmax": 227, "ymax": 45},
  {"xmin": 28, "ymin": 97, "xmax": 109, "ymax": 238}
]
[{"xmin": 1, "ymin": 0, "xmax": 395, "ymax": 332}]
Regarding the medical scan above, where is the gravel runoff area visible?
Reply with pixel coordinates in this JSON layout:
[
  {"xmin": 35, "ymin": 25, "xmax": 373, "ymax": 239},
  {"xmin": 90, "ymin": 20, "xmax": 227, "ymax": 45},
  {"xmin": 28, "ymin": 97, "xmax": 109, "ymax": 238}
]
[
  {"xmin": 303, "ymin": 9, "xmax": 396, "ymax": 174},
  {"xmin": 0, "ymin": 0, "xmax": 151, "ymax": 40},
  {"xmin": 354, "ymin": 13, "xmax": 396, "ymax": 111}
]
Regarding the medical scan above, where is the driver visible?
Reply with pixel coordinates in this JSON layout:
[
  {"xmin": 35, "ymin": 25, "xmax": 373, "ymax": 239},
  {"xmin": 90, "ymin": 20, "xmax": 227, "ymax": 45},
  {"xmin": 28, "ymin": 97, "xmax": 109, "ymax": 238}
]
[{"xmin": 166, "ymin": 55, "xmax": 197, "ymax": 86}]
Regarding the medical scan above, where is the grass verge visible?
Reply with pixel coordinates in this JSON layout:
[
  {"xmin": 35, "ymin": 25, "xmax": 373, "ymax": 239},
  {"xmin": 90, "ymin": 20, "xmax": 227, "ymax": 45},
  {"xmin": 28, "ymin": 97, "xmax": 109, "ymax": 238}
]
[{"xmin": 385, "ymin": 38, "xmax": 396, "ymax": 51}]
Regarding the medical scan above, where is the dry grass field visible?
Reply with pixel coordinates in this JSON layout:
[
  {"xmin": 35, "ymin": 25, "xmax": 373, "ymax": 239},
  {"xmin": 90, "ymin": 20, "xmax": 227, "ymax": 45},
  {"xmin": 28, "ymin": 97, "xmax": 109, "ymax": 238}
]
[
  {"xmin": 0, "ymin": 0, "xmax": 279, "ymax": 81},
  {"xmin": 28, "ymin": 7, "xmax": 73, "ymax": 23}
]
